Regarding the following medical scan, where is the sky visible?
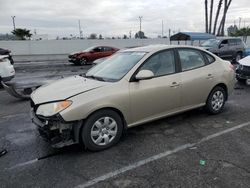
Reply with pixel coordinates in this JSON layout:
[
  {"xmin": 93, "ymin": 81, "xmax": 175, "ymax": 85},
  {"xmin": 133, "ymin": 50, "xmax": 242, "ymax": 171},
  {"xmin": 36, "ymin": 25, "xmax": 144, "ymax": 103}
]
[{"xmin": 0, "ymin": 0, "xmax": 250, "ymax": 39}]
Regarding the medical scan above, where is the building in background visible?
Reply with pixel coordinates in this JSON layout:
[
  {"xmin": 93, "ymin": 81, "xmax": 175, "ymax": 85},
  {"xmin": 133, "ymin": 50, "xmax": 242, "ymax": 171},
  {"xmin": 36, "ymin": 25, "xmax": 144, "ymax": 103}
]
[
  {"xmin": 31, "ymin": 34, "xmax": 49, "ymax": 40},
  {"xmin": 227, "ymin": 25, "xmax": 238, "ymax": 36}
]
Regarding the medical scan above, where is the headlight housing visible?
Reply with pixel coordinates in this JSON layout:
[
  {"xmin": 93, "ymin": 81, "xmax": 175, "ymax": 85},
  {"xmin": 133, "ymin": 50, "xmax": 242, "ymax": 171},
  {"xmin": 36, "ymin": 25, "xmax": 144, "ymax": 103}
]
[{"xmin": 36, "ymin": 100, "xmax": 72, "ymax": 117}]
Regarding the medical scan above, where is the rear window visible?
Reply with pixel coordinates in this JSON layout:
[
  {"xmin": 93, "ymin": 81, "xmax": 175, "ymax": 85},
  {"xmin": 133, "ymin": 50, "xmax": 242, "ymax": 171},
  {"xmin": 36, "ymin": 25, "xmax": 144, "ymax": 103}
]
[
  {"xmin": 204, "ymin": 53, "xmax": 215, "ymax": 64},
  {"xmin": 178, "ymin": 49, "xmax": 206, "ymax": 71}
]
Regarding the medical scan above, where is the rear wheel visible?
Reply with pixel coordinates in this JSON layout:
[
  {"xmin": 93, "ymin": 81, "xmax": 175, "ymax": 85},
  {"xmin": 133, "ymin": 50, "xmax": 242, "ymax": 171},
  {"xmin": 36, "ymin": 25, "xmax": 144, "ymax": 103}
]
[
  {"xmin": 206, "ymin": 86, "xmax": 226, "ymax": 114},
  {"xmin": 235, "ymin": 52, "xmax": 242, "ymax": 63},
  {"xmin": 81, "ymin": 109, "xmax": 123, "ymax": 151}
]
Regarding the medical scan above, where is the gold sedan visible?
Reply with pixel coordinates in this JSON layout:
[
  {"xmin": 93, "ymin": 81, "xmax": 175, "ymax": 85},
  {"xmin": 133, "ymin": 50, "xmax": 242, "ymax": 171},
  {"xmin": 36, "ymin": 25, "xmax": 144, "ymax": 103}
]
[{"xmin": 31, "ymin": 45, "xmax": 235, "ymax": 151}]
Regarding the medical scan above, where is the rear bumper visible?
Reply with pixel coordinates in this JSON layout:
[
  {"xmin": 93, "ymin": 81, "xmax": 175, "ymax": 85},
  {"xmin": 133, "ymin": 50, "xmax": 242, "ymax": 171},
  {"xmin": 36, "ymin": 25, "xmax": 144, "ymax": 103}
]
[{"xmin": 31, "ymin": 109, "xmax": 82, "ymax": 148}]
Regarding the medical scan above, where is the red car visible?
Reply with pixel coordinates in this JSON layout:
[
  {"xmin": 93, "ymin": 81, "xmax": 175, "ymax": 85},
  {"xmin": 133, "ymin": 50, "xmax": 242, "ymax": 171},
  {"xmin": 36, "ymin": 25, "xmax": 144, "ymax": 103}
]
[{"xmin": 68, "ymin": 46, "xmax": 119, "ymax": 65}]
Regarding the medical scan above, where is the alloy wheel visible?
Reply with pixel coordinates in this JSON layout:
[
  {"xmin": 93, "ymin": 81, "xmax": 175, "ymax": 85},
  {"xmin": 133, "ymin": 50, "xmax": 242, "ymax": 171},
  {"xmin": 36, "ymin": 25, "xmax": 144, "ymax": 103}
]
[{"xmin": 211, "ymin": 91, "xmax": 224, "ymax": 111}]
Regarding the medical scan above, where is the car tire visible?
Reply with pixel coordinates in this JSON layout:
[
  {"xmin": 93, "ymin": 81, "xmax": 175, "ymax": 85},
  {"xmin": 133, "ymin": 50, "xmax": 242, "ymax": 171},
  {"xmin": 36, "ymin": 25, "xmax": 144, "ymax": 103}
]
[
  {"xmin": 81, "ymin": 109, "xmax": 123, "ymax": 151},
  {"xmin": 206, "ymin": 86, "xmax": 226, "ymax": 114},
  {"xmin": 235, "ymin": 52, "xmax": 242, "ymax": 63},
  {"xmin": 236, "ymin": 77, "xmax": 246, "ymax": 84},
  {"xmin": 79, "ymin": 58, "xmax": 87, "ymax": 66}
]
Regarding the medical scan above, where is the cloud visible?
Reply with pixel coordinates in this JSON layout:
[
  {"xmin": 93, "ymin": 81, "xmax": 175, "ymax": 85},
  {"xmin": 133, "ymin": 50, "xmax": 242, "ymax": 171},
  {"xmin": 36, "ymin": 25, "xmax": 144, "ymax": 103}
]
[{"xmin": 0, "ymin": 0, "xmax": 249, "ymax": 38}]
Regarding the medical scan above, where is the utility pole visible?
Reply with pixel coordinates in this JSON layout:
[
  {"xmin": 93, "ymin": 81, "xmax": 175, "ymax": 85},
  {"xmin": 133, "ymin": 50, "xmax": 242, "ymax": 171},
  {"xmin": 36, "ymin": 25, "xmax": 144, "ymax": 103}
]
[
  {"xmin": 78, "ymin": 20, "xmax": 83, "ymax": 39},
  {"xmin": 162, "ymin": 20, "xmax": 164, "ymax": 37},
  {"xmin": 139, "ymin": 16, "xmax": 142, "ymax": 39},
  {"xmin": 239, "ymin": 17, "xmax": 242, "ymax": 29},
  {"xmin": 11, "ymin": 16, "xmax": 16, "ymax": 31}
]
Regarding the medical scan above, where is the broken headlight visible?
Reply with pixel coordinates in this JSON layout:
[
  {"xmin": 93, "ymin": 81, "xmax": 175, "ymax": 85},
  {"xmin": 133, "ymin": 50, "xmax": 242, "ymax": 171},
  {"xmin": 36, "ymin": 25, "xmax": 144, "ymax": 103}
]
[{"xmin": 36, "ymin": 100, "xmax": 72, "ymax": 117}]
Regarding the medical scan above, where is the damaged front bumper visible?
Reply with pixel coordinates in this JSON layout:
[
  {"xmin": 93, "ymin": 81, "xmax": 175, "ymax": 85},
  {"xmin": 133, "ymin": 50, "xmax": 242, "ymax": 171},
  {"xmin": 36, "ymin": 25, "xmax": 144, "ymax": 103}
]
[{"xmin": 31, "ymin": 109, "xmax": 82, "ymax": 148}]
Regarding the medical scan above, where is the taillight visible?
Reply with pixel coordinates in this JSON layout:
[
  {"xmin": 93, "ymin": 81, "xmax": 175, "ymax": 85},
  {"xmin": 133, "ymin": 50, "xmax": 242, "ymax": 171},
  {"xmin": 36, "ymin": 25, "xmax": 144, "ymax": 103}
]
[{"xmin": 229, "ymin": 64, "xmax": 235, "ymax": 71}]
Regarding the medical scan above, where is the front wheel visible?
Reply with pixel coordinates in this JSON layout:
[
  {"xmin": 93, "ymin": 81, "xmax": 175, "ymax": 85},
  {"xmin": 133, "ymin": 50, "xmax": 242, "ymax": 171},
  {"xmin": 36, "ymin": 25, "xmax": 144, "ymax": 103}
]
[
  {"xmin": 79, "ymin": 58, "xmax": 87, "ymax": 66},
  {"xmin": 206, "ymin": 86, "xmax": 226, "ymax": 114},
  {"xmin": 81, "ymin": 109, "xmax": 123, "ymax": 151}
]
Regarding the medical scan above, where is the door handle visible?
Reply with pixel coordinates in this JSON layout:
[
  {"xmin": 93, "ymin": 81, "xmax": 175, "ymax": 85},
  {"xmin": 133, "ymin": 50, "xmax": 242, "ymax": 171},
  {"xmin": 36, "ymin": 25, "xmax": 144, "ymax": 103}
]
[
  {"xmin": 170, "ymin": 82, "xmax": 180, "ymax": 88},
  {"xmin": 206, "ymin": 74, "xmax": 214, "ymax": 79}
]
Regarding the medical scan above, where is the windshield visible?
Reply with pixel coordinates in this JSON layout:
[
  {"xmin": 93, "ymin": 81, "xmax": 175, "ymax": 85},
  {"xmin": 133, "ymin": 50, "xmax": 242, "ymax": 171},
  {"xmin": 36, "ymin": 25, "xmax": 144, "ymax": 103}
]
[
  {"xmin": 85, "ymin": 51, "xmax": 146, "ymax": 82},
  {"xmin": 201, "ymin": 39, "xmax": 220, "ymax": 47},
  {"xmin": 83, "ymin": 46, "xmax": 96, "ymax": 52}
]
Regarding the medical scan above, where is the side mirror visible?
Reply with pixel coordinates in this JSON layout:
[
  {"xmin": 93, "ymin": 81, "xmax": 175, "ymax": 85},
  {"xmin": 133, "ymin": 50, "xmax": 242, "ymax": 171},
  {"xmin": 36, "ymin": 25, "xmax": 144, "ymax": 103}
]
[{"xmin": 135, "ymin": 70, "xmax": 154, "ymax": 80}]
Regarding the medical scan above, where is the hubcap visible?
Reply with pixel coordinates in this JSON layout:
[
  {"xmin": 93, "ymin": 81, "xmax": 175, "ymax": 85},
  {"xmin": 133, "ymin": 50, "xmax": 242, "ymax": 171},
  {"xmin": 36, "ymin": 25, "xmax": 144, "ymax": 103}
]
[
  {"xmin": 211, "ymin": 91, "xmax": 224, "ymax": 111},
  {"xmin": 80, "ymin": 59, "xmax": 86, "ymax": 65},
  {"xmin": 91, "ymin": 117, "xmax": 118, "ymax": 146}
]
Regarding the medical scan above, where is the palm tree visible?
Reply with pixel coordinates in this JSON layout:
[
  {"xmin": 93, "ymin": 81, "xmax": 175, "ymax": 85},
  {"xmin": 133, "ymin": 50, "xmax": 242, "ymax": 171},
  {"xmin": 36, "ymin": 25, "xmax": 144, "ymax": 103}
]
[
  {"xmin": 11, "ymin": 28, "xmax": 32, "ymax": 40},
  {"xmin": 213, "ymin": 0, "xmax": 223, "ymax": 35},
  {"xmin": 205, "ymin": 0, "xmax": 209, "ymax": 33},
  {"xmin": 217, "ymin": 0, "xmax": 232, "ymax": 36},
  {"xmin": 209, "ymin": 0, "xmax": 214, "ymax": 33}
]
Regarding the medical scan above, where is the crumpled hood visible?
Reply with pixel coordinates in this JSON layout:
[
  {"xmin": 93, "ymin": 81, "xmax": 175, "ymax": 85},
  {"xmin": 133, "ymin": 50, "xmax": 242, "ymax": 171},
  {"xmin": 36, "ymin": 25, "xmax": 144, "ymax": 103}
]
[
  {"xmin": 31, "ymin": 75, "xmax": 108, "ymax": 104},
  {"xmin": 239, "ymin": 56, "xmax": 250, "ymax": 66}
]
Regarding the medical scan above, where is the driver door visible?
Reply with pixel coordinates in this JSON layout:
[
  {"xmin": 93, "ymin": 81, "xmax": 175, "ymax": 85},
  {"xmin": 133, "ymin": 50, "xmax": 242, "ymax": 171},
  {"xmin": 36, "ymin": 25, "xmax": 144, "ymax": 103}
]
[
  {"xmin": 219, "ymin": 39, "xmax": 231, "ymax": 59},
  {"xmin": 129, "ymin": 49, "xmax": 181, "ymax": 125}
]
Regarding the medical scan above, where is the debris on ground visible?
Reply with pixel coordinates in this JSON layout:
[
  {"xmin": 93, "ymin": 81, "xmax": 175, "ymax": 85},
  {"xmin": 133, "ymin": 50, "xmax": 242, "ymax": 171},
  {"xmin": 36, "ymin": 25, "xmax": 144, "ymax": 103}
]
[
  {"xmin": 0, "ymin": 149, "xmax": 7, "ymax": 157},
  {"xmin": 199, "ymin": 160, "xmax": 206, "ymax": 166}
]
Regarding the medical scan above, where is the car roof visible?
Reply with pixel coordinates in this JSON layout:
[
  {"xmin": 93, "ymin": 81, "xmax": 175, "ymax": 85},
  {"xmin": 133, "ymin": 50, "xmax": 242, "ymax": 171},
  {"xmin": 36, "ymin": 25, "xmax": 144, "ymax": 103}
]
[
  {"xmin": 122, "ymin": 44, "xmax": 205, "ymax": 53},
  {"xmin": 217, "ymin": 37, "xmax": 242, "ymax": 40}
]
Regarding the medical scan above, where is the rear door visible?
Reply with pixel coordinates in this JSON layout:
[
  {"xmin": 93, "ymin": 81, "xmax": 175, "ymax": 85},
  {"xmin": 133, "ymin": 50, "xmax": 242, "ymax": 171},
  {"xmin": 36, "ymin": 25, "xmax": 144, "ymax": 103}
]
[
  {"xmin": 129, "ymin": 49, "xmax": 181, "ymax": 125},
  {"xmin": 176, "ymin": 48, "xmax": 216, "ymax": 109}
]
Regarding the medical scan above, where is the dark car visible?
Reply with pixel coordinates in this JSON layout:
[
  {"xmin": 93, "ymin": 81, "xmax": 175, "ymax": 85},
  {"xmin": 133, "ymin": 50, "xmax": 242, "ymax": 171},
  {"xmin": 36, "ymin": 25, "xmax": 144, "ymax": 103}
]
[
  {"xmin": 245, "ymin": 45, "xmax": 250, "ymax": 57},
  {"xmin": 201, "ymin": 38, "xmax": 246, "ymax": 63},
  {"xmin": 0, "ymin": 48, "xmax": 14, "ymax": 65},
  {"xmin": 236, "ymin": 56, "xmax": 250, "ymax": 84},
  {"xmin": 68, "ymin": 46, "xmax": 119, "ymax": 65}
]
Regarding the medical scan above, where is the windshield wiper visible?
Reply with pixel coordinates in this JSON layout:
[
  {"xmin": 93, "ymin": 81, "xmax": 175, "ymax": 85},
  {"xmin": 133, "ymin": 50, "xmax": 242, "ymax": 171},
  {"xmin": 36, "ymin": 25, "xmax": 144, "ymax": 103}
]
[{"xmin": 84, "ymin": 75, "xmax": 105, "ymax": 81}]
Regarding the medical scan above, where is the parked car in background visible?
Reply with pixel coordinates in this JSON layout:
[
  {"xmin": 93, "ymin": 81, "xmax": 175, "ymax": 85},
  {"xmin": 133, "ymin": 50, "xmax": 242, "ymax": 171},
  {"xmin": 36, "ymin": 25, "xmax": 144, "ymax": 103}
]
[
  {"xmin": 68, "ymin": 46, "xmax": 119, "ymax": 65},
  {"xmin": 236, "ymin": 56, "xmax": 250, "ymax": 84},
  {"xmin": 0, "ymin": 48, "xmax": 14, "ymax": 65},
  {"xmin": 0, "ymin": 55, "xmax": 15, "ymax": 82},
  {"xmin": 245, "ymin": 45, "xmax": 250, "ymax": 57},
  {"xmin": 31, "ymin": 45, "xmax": 235, "ymax": 151},
  {"xmin": 93, "ymin": 56, "xmax": 109, "ymax": 65},
  {"xmin": 201, "ymin": 38, "xmax": 246, "ymax": 63}
]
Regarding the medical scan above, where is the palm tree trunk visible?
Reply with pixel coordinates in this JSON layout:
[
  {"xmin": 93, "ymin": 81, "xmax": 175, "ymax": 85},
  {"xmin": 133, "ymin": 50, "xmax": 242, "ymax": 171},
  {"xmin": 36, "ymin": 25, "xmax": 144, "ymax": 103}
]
[
  {"xmin": 217, "ymin": 0, "xmax": 232, "ymax": 36},
  {"xmin": 221, "ymin": 0, "xmax": 232, "ymax": 36},
  {"xmin": 209, "ymin": 0, "xmax": 214, "ymax": 33},
  {"xmin": 213, "ymin": 0, "xmax": 223, "ymax": 35},
  {"xmin": 205, "ymin": 0, "xmax": 209, "ymax": 33}
]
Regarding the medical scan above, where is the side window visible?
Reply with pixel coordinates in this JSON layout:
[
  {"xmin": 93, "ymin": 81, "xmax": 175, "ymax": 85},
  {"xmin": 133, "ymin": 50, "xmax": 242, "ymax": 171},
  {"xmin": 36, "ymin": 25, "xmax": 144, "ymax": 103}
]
[
  {"xmin": 204, "ymin": 52, "xmax": 215, "ymax": 64},
  {"xmin": 140, "ymin": 50, "xmax": 175, "ymax": 77},
  {"xmin": 236, "ymin": 39, "xmax": 242, "ymax": 45},
  {"xmin": 221, "ymin": 40, "xmax": 228, "ymax": 45},
  {"xmin": 104, "ymin": 47, "xmax": 113, "ymax": 51},
  {"xmin": 229, "ymin": 39, "xmax": 236, "ymax": 46},
  {"xmin": 178, "ymin": 49, "xmax": 206, "ymax": 71},
  {"xmin": 93, "ymin": 47, "xmax": 101, "ymax": 52}
]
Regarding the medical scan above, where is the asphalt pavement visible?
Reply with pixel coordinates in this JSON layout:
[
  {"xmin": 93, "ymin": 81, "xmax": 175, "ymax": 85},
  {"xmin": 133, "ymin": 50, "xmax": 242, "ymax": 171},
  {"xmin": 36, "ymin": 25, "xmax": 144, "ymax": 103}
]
[{"xmin": 0, "ymin": 60, "xmax": 250, "ymax": 188}]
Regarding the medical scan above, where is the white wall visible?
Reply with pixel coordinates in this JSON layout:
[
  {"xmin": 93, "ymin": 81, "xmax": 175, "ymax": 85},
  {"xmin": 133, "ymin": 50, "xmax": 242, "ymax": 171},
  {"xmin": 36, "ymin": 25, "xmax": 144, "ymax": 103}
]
[
  {"xmin": 0, "ymin": 39, "xmax": 172, "ymax": 56},
  {"xmin": 0, "ymin": 37, "xmax": 249, "ymax": 60}
]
